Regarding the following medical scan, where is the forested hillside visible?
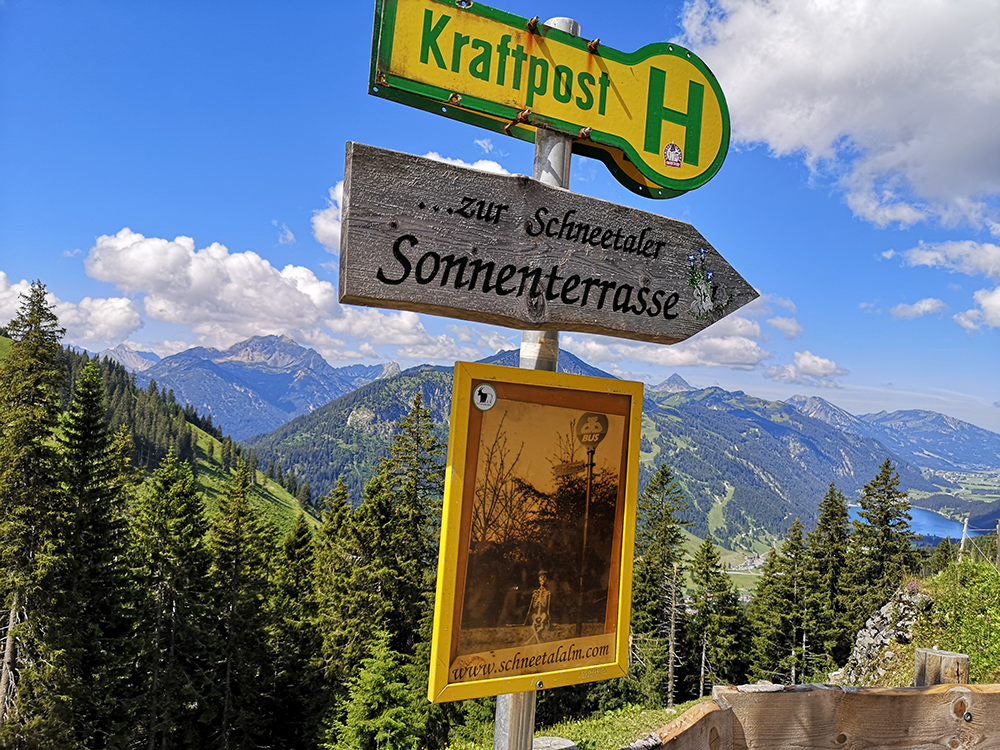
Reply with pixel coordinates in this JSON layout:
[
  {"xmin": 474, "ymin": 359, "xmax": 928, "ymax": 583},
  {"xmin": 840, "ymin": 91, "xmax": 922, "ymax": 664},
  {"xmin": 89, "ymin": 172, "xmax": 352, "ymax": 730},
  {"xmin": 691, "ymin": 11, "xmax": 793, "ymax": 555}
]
[
  {"xmin": 3, "ymin": 333, "xmax": 307, "ymax": 532},
  {"xmin": 246, "ymin": 364, "xmax": 453, "ymax": 500},
  {"xmin": 248, "ymin": 356, "xmax": 940, "ymax": 548},
  {"xmin": 642, "ymin": 387, "xmax": 937, "ymax": 542}
]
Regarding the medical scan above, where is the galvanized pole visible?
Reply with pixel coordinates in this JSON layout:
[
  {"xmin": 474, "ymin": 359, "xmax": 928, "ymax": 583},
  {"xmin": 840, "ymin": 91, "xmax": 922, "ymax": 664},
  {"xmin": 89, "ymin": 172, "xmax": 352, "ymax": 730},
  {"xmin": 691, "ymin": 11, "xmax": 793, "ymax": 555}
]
[
  {"xmin": 958, "ymin": 516, "xmax": 969, "ymax": 563},
  {"xmin": 495, "ymin": 15, "xmax": 580, "ymax": 750},
  {"xmin": 995, "ymin": 518, "xmax": 999, "ymax": 571}
]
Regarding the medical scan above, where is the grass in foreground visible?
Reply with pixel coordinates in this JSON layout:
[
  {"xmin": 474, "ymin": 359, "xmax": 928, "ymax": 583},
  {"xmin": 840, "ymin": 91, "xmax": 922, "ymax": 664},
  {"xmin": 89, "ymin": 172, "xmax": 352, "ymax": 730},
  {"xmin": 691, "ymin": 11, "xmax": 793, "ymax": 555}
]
[{"xmin": 449, "ymin": 698, "xmax": 709, "ymax": 750}]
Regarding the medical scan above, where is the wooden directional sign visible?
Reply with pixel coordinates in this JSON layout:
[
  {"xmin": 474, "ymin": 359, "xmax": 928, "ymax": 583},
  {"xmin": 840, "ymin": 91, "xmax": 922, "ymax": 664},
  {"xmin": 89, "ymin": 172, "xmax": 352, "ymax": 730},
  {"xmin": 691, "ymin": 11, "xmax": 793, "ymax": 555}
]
[
  {"xmin": 340, "ymin": 142, "xmax": 757, "ymax": 345},
  {"xmin": 369, "ymin": 0, "xmax": 730, "ymax": 199}
]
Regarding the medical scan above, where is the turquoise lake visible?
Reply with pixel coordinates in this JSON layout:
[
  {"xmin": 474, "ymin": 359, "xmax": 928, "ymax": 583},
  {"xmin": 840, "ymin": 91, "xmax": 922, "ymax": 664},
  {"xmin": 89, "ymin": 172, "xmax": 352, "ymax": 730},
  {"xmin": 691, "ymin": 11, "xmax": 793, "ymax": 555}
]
[{"xmin": 848, "ymin": 506, "xmax": 982, "ymax": 539}]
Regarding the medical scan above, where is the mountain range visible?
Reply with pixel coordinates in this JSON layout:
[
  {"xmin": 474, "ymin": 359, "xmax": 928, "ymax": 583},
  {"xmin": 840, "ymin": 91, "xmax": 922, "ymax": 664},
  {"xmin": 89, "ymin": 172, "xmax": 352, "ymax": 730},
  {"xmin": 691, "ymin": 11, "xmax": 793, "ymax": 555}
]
[
  {"xmin": 120, "ymin": 336, "xmax": 399, "ymax": 440},
  {"xmin": 92, "ymin": 335, "xmax": 1000, "ymax": 548},
  {"xmin": 787, "ymin": 395, "xmax": 1000, "ymax": 472}
]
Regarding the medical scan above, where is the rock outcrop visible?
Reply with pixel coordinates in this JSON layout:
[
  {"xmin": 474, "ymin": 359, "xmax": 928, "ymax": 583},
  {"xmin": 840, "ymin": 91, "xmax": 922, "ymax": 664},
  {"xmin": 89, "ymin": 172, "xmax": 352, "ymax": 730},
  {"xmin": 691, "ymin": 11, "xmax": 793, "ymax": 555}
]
[{"xmin": 830, "ymin": 586, "xmax": 933, "ymax": 685}]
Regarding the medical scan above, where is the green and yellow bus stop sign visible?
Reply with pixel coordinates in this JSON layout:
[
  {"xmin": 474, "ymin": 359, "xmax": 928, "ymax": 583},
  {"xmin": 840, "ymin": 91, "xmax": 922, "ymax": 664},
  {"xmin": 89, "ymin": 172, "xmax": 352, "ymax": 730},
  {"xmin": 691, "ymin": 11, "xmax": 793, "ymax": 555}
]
[{"xmin": 369, "ymin": 0, "xmax": 730, "ymax": 199}]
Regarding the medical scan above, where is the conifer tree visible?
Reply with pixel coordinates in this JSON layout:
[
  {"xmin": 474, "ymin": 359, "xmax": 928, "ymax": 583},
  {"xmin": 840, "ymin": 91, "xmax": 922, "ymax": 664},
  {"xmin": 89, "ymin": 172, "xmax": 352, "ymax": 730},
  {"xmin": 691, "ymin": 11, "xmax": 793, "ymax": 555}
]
[
  {"xmin": 628, "ymin": 464, "xmax": 691, "ymax": 707},
  {"xmin": 932, "ymin": 538, "xmax": 956, "ymax": 572},
  {"xmin": 208, "ymin": 462, "xmax": 276, "ymax": 749},
  {"xmin": 314, "ymin": 478, "xmax": 356, "ymax": 721},
  {"xmin": 0, "ymin": 281, "xmax": 74, "ymax": 744},
  {"xmin": 319, "ymin": 396, "xmax": 445, "ymax": 743},
  {"xmin": 336, "ymin": 395, "xmax": 444, "ymax": 660},
  {"xmin": 266, "ymin": 513, "xmax": 322, "ymax": 750},
  {"xmin": 748, "ymin": 520, "xmax": 811, "ymax": 684},
  {"xmin": 804, "ymin": 482, "xmax": 852, "ymax": 667},
  {"xmin": 57, "ymin": 362, "xmax": 135, "ymax": 747},
  {"xmin": 844, "ymin": 459, "xmax": 918, "ymax": 632},
  {"xmin": 334, "ymin": 629, "xmax": 420, "ymax": 750},
  {"xmin": 687, "ymin": 535, "xmax": 744, "ymax": 696},
  {"xmin": 296, "ymin": 480, "xmax": 313, "ymax": 508},
  {"xmin": 248, "ymin": 451, "xmax": 259, "ymax": 486},
  {"xmin": 131, "ymin": 448, "xmax": 215, "ymax": 749}
]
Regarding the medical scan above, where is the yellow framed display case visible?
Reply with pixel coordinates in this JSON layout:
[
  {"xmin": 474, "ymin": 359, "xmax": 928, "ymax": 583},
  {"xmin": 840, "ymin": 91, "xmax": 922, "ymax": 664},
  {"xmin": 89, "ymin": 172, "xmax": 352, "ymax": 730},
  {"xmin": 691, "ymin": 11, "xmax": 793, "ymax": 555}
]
[{"xmin": 428, "ymin": 361, "xmax": 643, "ymax": 702}]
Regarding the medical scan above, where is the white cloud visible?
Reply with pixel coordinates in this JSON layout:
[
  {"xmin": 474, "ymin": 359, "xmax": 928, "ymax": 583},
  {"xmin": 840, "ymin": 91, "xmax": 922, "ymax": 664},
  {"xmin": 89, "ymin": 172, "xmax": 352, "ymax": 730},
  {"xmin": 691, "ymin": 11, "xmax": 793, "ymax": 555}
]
[
  {"xmin": 954, "ymin": 309, "xmax": 983, "ymax": 331},
  {"xmin": 394, "ymin": 335, "xmax": 482, "ymax": 362},
  {"xmin": 423, "ymin": 152, "xmax": 510, "ymax": 174},
  {"xmin": 681, "ymin": 0, "xmax": 1000, "ymax": 227},
  {"xmin": 272, "ymin": 220, "xmax": 296, "ymax": 245},
  {"xmin": 890, "ymin": 297, "xmax": 947, "ymax": 320},
  {"xmin": 474, "ymin": 138, "xmax": 494, "ymax": 153},
  {"xmin": 794, "ymin": 351, "xmax": 847, "ymax": 379},
  {"xmin": 56, "ymin": 296, "xmax": 143, "ymax": 346},
  {"xmin": 956, "ymin": 286, "xmax": 1000, "ymax": 329},
  {"xmin": 563, "ymin": 309, "xmax": 771, "ymax": 370},
  {"xmin": 1, "ymin": 271, "xmax": 141, "ymax": 347},
  {"xmin": 0, "ymin": 272, "xmax": 33, "ymax": 324},
  {"xmin": 703, "ymin": 314, "xmax": 762, "ymax": 339},
  {"xmin": 328, "ymin": 308, "xmax": 432, "ymax": 347},
  {"xmin": 140, "ymin": 339, "xmax": 190, "ymax": 358},
  {"xmin": 739, "ymin": 293, "xmax": 796, "ymax": 318},
  {"xmin": 83, "ymin": 228, "xmax": 442, "ymax": 353},
  {"xmin": 767, "ymin": 316, "xmax": 804, "ymax": 339},
  {"xmin": 312, "ymin": 182, "xmax": 343, "ymax": 256},
  {"xmin": 771, "ymin": 296, "xmax": 797, "ymax": 314},
  {"xmin": 86, "ymin": 229, "xmax": 338, "ymax": 346},
  {"xmin": 900, "ymin": 241, "xmax": 1000, "ymax": 279},
  {"xmin": 561, "ymin": 335, "xmax": 624, "ymax": 365},
  {"xmin": 615, "ymin": 334, "xmax": 770, "ymax": 370},
  {"xmin": 764, "ymin": 350, "xmax": 848, "ymax": 388},
  {"xmin": 475, "ymin": 329, "xmax": 515, "ymax": 352},
  {"xmin": 446, "ymin": 323, "xmax": 474, "ymax": 343},
  {"xmin": 293, "ymin": 327, "xmax": 362, "ymax": 362}
]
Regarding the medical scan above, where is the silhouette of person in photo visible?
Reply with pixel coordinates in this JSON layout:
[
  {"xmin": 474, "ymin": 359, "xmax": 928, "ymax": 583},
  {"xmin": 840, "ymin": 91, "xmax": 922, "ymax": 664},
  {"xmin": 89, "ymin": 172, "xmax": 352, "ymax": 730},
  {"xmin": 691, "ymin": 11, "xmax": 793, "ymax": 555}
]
[{"xmin": 524, "ymin": 569, "xmax": 553, "ymax": 644}]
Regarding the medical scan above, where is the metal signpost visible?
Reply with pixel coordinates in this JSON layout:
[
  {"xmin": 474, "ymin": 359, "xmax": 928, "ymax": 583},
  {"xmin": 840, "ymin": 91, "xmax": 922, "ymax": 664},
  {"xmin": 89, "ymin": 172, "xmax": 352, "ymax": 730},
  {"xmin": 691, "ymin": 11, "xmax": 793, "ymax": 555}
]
[{"xmin": 345, "ymin": 2, "xmax": 746, "ymax": 748}]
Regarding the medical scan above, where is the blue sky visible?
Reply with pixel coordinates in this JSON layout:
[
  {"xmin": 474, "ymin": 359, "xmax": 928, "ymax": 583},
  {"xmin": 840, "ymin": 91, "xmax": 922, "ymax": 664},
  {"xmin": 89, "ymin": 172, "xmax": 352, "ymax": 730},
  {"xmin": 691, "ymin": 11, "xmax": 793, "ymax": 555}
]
[{"xmin": 3, "ymin": 0, "xmax": 999, "ymax": 431}]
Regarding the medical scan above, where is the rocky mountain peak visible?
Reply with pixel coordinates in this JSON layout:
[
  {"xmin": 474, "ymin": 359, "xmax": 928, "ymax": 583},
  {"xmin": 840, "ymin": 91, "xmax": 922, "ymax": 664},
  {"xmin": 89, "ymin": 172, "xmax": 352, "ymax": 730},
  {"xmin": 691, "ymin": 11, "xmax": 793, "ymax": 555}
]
[
  {"xmin": 98, "ymin": 343, "xmax": 160, "ymax": 372},
  {"xmin": 649, "ymin": 373, "xmax": 694, "ymax": 393}
]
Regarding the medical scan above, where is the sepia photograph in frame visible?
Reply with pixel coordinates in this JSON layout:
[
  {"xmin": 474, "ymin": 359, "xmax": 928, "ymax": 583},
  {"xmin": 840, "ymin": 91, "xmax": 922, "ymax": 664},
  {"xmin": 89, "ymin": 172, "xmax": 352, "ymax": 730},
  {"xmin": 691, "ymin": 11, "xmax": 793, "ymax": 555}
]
[{"xmin": 428, "ymin": 362, "xmax": 643, "ymax": 703}]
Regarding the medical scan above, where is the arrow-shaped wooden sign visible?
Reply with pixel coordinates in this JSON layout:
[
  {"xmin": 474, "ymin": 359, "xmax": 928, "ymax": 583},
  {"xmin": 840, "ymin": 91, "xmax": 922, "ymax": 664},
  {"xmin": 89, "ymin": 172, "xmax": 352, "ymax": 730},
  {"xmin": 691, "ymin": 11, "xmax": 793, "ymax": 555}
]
[{"xmin": 340, "ymin": 142, "xmax": 757, "ymax": 345}]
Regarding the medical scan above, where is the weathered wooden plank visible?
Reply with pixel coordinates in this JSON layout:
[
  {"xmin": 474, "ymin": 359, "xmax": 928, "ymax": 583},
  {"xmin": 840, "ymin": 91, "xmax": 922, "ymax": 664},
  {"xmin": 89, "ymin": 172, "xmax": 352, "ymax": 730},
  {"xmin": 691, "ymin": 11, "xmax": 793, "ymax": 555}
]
[
  {"xmin": 713, "ymin": 684, "xmax": 1000, "ymax": 750},
  {"xmin": 625, "ymin": 700, "xmax": 733, "ymax": 750},
  {"xmin": 340, "ymin": 142, "xmax": 758, "ymax": 345}
]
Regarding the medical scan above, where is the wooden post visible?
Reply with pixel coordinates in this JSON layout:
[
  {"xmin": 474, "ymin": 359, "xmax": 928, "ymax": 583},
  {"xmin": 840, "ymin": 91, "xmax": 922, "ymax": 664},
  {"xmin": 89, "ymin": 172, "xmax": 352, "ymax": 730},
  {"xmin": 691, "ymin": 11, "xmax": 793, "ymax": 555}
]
[
  {"xmin": 914, "ymin": 648, "xmax": 969, "ymax": 686},
  {"xmin": 495, "ymin": 16, "xmax": 579, "ymax": 750}
]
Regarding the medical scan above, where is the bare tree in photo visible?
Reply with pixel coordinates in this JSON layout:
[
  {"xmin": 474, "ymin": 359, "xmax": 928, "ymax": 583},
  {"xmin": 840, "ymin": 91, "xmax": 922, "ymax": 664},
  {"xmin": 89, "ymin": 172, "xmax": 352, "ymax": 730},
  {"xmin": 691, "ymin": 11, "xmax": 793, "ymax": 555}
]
[{"xmin": 471, "ymin": 414, "xmax": 539, "ymax": 547}]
